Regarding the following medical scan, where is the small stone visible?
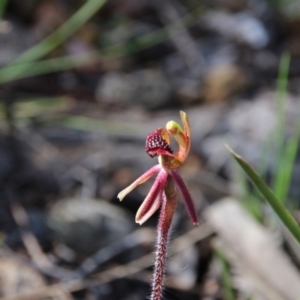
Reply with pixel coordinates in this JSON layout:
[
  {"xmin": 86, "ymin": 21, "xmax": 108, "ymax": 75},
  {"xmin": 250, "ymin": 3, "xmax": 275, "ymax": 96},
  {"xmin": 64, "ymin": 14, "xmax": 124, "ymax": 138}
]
[
  {"xmin": 48, "ymin": 198, "xmax": 134, "ymax": 255},
  {"xmin": 203, "ymin": 63, "xmax": 248, "ymax": 103},
  {"xmin": 96, "ymin": 69, "xmax": 172, "ymax": 109},
  {"xmin": 95, "ymin": 71, "xmax": 133, "ymax": 106},
  {"xmin": 203, "ymin": 11, "xmax": 269, "ymax": 49},
  {"xmin": 130, "ymin": 69, "xmax": 173, "ymax": 109}
]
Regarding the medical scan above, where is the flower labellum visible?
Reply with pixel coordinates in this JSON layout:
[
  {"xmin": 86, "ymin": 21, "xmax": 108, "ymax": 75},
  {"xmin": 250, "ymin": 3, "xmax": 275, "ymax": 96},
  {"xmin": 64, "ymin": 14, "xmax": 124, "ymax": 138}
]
[{"xmin": 146, "ymin": 128, "xmax": 173, "ymax": 158}]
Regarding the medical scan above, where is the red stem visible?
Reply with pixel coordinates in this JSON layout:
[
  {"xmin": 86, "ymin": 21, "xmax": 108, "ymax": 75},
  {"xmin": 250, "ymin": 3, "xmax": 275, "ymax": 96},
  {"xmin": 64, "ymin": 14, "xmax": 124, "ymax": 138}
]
[{"xmin": 151, "ymin": 176, "xmax": 177, "ymax": 300}]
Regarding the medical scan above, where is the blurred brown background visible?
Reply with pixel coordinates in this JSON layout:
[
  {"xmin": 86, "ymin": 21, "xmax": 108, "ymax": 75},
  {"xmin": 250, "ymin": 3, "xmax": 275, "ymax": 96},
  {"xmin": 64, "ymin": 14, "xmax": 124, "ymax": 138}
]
[{"xmin": 0, "ymin": 0, "xmax": 300, "ymax": 299}]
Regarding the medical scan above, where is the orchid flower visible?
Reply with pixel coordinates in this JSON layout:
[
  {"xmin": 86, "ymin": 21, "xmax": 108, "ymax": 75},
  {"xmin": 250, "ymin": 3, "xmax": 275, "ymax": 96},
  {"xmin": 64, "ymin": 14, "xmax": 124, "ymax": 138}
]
[{"xmin": 118, "ymin": 111, "xmax": 198, "ymax": 300}]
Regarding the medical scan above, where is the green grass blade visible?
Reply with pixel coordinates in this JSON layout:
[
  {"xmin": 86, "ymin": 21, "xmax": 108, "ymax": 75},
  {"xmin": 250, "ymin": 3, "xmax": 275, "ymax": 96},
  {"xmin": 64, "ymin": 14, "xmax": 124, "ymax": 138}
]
[
  {"xmin": 273, "ymin": 52, "xmax": 290, "ymax": 196},
  {"xmin": 0, "ymin": 0, "xmax": 7, "ymax": 20},
  {"xmin": 226, "ymin": 144, "xmax": 300, "ymax": 245},
  {"xmin": 234, "ymin": 164, "xmax": 263, "ymax": 221},
  {"xmin": 275, "ymin": 52, "xmax": 290, "ymax": 157},
  {"xmin": 0, "ymin": 0, "xmax": 106, "ymax": 82},
  {"xmin": 272, "ymin": 52, "xmax": 300, "ymax": 204},
  {"xmin": 11, "ymin": 0, "xmax": 106, "ymax": 64},
  {"xmin": 0, "ymin": 51, "xmax": 102, "ymax": 84},
  {"xmin": 214, "ymin": 247, "xmax": 235, "ymax": 300},
  {"xmin": 274, "ymin": 121, "xmax": 300, "ymax": 203},
  {"xmin": 0, "ymin": 5, "xmax": 203, "ymax": 83}
]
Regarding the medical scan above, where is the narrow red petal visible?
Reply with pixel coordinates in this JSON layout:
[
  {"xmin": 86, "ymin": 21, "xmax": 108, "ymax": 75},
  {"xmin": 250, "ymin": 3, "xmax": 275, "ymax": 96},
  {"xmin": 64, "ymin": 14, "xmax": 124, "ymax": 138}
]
[
  {"xmin": 118, "ymin": 164, "xmax": 161, "ymax": 201},
  {"xmin": 135, "ymin": 170, "xmax": 168, "ymax": 225},
  {"xmin": 170, "ymin": 170, "xmax": 199, "ymax": 225},
  {"xmin": 136, "ymin": 190, "xmax": 163, "ymax": 225}
]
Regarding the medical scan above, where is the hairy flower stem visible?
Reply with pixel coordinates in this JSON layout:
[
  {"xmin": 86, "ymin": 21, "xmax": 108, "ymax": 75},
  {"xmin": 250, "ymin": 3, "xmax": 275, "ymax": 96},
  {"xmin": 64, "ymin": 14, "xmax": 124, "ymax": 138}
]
[
  {"xmin": 118, "ymin": 112, "xmax": 198, "ymax": 299},
  {"xmin": 151, "ymin": 176, "xmax": 177, "ymax": 300}
]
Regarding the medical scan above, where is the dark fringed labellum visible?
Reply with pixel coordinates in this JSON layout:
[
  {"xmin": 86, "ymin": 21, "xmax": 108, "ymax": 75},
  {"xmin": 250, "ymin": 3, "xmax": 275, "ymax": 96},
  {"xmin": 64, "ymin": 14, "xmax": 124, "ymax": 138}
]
[{"xmin": 145, "ymin": 128, "xmax": 173, "ymax": 158}]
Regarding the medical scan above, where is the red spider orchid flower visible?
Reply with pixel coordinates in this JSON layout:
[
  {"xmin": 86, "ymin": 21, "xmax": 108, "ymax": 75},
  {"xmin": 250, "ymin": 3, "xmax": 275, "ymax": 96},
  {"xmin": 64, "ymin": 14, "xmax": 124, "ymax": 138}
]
[
  {"xmin": 118, "ymin": 111, "xmax": 198, "ymax": 225},
  {"xmin": 117, "ymin": 111, "xmax": 198, "ymax": 300}
]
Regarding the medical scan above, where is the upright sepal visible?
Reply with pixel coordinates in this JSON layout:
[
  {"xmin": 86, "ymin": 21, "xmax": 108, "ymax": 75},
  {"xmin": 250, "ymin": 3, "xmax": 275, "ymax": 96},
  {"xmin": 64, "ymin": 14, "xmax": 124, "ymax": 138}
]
[{"xmin": 180, "ymin": 110, "xmax": 191, "ymax": 157}]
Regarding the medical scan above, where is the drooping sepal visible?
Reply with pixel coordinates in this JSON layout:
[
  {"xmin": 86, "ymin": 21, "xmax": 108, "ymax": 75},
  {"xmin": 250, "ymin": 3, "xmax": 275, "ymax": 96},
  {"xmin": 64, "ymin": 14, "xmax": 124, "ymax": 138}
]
[
  {"xmin": 170, "ymin": 170, "xmax": 199, "ymax": 225},
  {"xmin": 135, "ymin": 170, "xmax": 168, "ymax": 225}
]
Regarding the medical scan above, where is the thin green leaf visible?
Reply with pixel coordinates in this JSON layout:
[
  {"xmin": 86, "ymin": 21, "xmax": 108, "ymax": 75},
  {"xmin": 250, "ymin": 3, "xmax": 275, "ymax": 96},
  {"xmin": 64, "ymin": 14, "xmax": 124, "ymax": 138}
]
[
  {"xmin": 225, "ymin": 144, "xmax": 300, "ymax": 245},
  {"xmin": 275, "ymin": 52, "xmax": 290, "ymax": 157},
  {"xmin": 273, "ymin": 52, "xmax": 290, "ymax": 196},
  {"xmin": 0, "ymin": 6, "xmax": 203, "ymax": 84},
  {"xmin": 0, "ymin": 0, "xmax": 106, "ymax": 82},
  {"xmin": 59, "ymin": 115, "xmax": 139, "ymax": 136},
  {"xmin": 214, "ymin": 247, "xmax": 235, "ymax": 300},
  {"xmin": 274, "ymin": 122, "xmax": 300, "ymax": 203},
  {"xmin": 234, "ymin": 164, "xmax": 263, "ymax": 221},
  {"xmin": 0, "ymin": 51, "xmax": 102, "ymax": 84},
  {"xmin": 0, "ymin": 0, "xmax": 7, "ymax": 20}
]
